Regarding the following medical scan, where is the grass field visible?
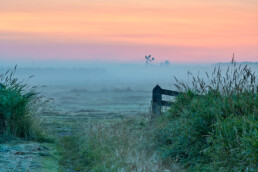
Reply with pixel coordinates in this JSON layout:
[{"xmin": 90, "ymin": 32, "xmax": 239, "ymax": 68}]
[{"xmin": 0, "ymin": 63, "xmax": 257, "ymax": 171}]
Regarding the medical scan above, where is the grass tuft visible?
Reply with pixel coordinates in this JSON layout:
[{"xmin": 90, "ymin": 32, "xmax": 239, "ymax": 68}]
[
  {"xmin": 0, "ymin": 66, "xmax": 47, "ymax": 142},
  {"xmin": 57, "ymin": 118, "xmax": 182, "ymax": 171},
  {"xmin": 154, "ymin": 59, "xmax": 257, "ymax": 171}
]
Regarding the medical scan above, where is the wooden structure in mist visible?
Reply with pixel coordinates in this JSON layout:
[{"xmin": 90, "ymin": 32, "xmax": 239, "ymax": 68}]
[{"xmin": 152, "ymin": 85, "xmax": 180, "ymax": 115}]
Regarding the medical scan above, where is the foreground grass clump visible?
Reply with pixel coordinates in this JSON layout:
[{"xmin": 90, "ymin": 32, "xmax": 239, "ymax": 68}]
[
  {"xmin": 155, "ymin": 62, "xmax": 257, "ymax": 171},
  {"xmin": 0, "ymin": 66, "xmax": 45, "ymax": 142},
  {"xmin": 58, "ymin": 118, "xmax": 182, "ymax": 171}
]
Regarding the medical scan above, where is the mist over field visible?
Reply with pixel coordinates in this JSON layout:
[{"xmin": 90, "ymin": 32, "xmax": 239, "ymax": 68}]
[
  {"xmin": 1, "ymin": 62, "xmax": 204, "ymax": 116},
  {"xmin": 0, "ymin": 62, "xmax": 224, "ymax": 97},
  {"xmin": 1, "ymin": 60, "xmax": 257, "ymax": 170},
  {"xmin": 1, "ymin": 61, "xmax": 257, "ymax": 117},
  {"xmin": 1, "ymin": 0, "xmax": 258, "ymax": 170},
  {"xmin": 1, "ymin": 61, "xmax": 257, "ymax": 88}
]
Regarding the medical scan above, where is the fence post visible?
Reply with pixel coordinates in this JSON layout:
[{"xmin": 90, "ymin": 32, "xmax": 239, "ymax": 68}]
[{"xmin": 152, "ymin": 85, "xmax": 162, "ymax": 115}]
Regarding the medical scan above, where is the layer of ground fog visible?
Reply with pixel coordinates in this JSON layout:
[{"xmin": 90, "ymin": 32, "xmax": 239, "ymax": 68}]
[{"xmin": 3, "ymin": 64, "xmax": 255, "ymax": 171}]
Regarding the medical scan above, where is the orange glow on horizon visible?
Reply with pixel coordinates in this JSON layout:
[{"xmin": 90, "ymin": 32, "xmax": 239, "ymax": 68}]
[{"xmin": 0, "ymin": 0, "xmax": 257, "ymax": 62}]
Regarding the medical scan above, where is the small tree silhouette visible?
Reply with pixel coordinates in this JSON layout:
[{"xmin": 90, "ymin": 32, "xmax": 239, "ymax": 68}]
[{"xmin": 145, "ymin": 54, "xmax": 155, "ymax": 64}]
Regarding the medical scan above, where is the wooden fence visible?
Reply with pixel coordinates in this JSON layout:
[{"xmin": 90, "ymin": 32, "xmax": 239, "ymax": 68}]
[{"xmin": 151, "ymin": 85, "xmax": 180, "ymax": 115}]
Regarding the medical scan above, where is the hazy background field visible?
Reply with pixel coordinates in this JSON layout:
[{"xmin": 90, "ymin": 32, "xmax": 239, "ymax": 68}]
[
  {"xmin": 1, "ymin": 63, "xmax": 257, "ymax": 118},
  {"xmin": 0, "ymin": 62, "xmax": 257, "ymax": 171}
]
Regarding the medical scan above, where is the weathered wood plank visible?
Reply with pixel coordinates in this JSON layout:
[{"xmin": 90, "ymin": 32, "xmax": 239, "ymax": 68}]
[
  {"xmin": 161, "ymin": 89, "xmax": 180, "ymax": 96},
  {"xmin": 161, "ymin": 100, "xmax": 173, "ymax": 106},
  {"xmin": 151, "ymin": 85, "xmax": 180, "ymax": 115}
]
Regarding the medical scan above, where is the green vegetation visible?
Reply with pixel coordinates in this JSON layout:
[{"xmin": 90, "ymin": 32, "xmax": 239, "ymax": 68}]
[
  {"xmin": 0, "ymin": 66, "xmax": 46, "ymax": 142},
  {"xmin": 154, "ymin": 62, "xmax": 257, "ymax": 171},
  {"xmin": 2, "ymin": 62, "xmax": 256, "ymax": 171},
  {"xmin": 57, "ymin": 118, "xmax": 181, "ymax": 171}
]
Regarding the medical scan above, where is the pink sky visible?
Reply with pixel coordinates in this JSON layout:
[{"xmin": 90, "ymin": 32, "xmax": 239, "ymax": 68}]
[{"xmin": 0, "ymin": 0, "xmax": 257, "ymax": 63}]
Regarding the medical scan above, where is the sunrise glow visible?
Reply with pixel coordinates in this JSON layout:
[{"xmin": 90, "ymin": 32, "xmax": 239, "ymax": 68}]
[{"xmin": 1, "ymin": 0, "xmax": 257, "ymax": 62}]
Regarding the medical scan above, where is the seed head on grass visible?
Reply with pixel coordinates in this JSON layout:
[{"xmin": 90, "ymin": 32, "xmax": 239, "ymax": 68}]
[
  {"xmin": 155, "ymin": 57, "xmax": 257, "ymax": 170},
  {"xmin": 0, "ymin": 66, "xmax": 48, "ymax": 142}
]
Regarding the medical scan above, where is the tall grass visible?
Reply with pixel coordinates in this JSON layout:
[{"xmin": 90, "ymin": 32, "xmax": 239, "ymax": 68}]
[
  {"xmin": 58, "ymin": 118, "xmax": 182, "ymax": 171},
  {"xmin": 154, "ymin": 60, "xmax": 257, "ymax": 171},
  {"xmin": 0, "ymin": 66, "xmax": 45, "ymax": 142}
]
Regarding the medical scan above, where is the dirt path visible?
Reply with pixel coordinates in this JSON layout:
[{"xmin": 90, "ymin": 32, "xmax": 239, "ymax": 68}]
[
  {"xmin": 0, "ymin": 108, "xmax": 96, "ymax": 172},
  {"xmin": 0, "ymin": 111, "xmax": 74, "ymax": 172},
  {"xmin": 0, "ymin": 140, "xmax": 58, "ymax": 171},
  {"xmin": 0, "ymin": 91, "xmax": 177, "ymax": 172}
]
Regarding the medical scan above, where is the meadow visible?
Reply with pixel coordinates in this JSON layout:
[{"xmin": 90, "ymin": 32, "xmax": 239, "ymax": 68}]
[{"xmin": 0, "ymin": 62, "xmax": 257, "ymax": 171}]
